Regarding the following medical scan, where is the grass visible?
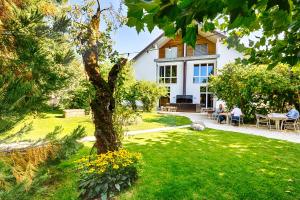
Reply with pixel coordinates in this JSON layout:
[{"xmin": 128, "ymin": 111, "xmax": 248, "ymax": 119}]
[
  {"xmin": 20, "ymin": 128, "xmax": 300, "ymax": 200},
  {"xmin": 0, "ymin": 112, "xmax": 191, "ymax": 141}
]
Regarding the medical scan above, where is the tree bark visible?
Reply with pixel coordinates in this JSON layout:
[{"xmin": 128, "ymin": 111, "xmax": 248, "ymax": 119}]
[{"xmin": 81, "ymin": 2, "xmax": 127, "ymax": 154}]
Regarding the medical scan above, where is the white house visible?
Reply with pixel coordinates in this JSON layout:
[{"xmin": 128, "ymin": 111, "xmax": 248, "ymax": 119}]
[{"xmin": 132, "ymin": 31, "xmax": 243, "ymax": 112}]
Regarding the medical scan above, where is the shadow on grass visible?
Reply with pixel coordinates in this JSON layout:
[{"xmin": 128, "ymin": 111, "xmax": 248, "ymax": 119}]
[{"xmin": 122, "ymin": 128, "xmax": 300, "ymax": 200}]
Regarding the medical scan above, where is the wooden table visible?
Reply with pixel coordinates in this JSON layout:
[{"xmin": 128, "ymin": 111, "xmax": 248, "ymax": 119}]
[
  {"xmin": 219, "ymin": 112, "xmax": 230, "ymax": 124},
  {"xmin": 267, "ymin": 113, "xmax": 287, "ymax": 130},
  {"xmin": 207, "ymin": 110, "xmax": 214, "ymax": 119}
]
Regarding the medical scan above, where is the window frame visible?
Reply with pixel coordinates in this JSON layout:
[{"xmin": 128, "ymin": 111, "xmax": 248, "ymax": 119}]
[
  {"xmin": 200, "ymin": 86, "xmax": 214, "ymax": 108},
  {"xmin": 159, "ymin": 65, "xmax": 177, "ymax": 84},
  {"xmin": 193, "ymin": 63, "xmax": 214, "ymax": 84}
]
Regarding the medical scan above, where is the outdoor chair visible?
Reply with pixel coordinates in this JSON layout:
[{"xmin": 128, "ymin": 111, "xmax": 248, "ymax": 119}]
[
  {"xmin": 230, "ymin": 115, "xmax": 244, "ymax": 126},
  {"xmin": 255, "ymin": 114, "xmax": 270, "ymax": 128},
  {"xmin": 281, "ymin": 118, "xmax": 299, "ymax": 131}
]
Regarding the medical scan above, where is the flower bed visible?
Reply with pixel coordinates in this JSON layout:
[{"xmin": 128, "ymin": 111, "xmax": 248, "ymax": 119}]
[{"xmin": 76, "ymin": 149, "xmax": 141, "ymax": 200}]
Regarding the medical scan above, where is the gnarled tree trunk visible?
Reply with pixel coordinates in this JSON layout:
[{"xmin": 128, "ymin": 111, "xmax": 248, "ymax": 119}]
[{"xmin": 81, "ymin": 1, "xmax": 126, "ymax": 154}]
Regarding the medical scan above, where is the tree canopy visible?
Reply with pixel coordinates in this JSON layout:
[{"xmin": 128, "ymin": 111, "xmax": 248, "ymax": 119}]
[
  {"xmin": 210, "ymin": 63, "xmax": 300, "ymax": 121},
  {"xmin": 125, "ymin": 0, "xmax": 299, "ymax": 68},
  {"xmin": 0, "ymin": 0, "xmax": 76, "ymax": 132}
]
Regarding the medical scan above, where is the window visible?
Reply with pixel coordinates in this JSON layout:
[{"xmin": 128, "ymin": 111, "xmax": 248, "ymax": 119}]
[
  {"xmin": 200, "ymin": 86, "xmax": 214, "ymax": 108},
  {"xmin": 165, "ymin": 47, "xmax": 178, "ymax": 58},
  {"xmin": 159, "ymin": 65, "xmax": 177, "ymax": 84},
  {"xmin": 193, "ymin": 63, "xmax": 214, "ymax": 83},
  {"xmin": 194, "ymin": 44, "xmax": 208, "ymax": 56}
]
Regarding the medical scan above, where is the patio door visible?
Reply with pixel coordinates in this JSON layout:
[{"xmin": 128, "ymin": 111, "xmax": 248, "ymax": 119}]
[{"xmin": 200, "ymin": 86, "xmax": 213, "ymax": 108}]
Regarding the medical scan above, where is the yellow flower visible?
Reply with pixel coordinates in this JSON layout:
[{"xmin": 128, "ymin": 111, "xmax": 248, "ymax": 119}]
[{"xmin": 113, "ymin": 164, "xmax": 119, "ymax": 169}]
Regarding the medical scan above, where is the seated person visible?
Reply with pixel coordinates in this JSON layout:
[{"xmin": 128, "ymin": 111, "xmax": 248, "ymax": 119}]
[
  {"xmin": 215, "ymin": 104, "xmax": 226, "ymax": 123},
  {"xmin": 286, "ymin": 104, "xmax": 299, "ymax": 121},
  {"xmin": 213, "ymin": 104, "xmax": 224, "ymax": 119},
  {"xmin": 231, "ymin": 106, "xmax": 243, "ymax": 126}
]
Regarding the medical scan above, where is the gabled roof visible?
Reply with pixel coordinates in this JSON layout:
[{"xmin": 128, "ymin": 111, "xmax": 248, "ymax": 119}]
[
  {"xmin": 132, "ymin": 33, "xmax": 164, "ymax": 61},
  {"xmin": 132, "ymin": 31, "xmax": 226, "ymax": 61}
]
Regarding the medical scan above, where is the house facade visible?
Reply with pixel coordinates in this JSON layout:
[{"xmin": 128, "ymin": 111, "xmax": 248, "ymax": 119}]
[{"xmin": 132, "ymin": 31, "xmax": 243, "ymax": 111}]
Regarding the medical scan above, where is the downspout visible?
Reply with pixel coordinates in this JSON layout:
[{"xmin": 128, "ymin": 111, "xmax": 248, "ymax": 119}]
[{"xmin": 183, "ymin": 43, "xmax": 187, "ymax": 95}]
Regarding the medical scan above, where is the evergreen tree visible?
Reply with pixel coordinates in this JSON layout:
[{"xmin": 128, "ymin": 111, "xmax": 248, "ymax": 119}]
[{"xmin": 0, "ymin": 0, "xmax": 76, "ymax": 132}]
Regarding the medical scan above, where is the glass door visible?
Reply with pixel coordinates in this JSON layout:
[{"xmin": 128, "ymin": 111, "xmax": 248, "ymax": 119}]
[{"xmin": 200, "ymin": 86, "xmax": 213, "ymax": 108}]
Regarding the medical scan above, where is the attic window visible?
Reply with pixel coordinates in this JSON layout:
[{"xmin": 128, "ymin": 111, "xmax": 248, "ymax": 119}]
[
  {"xmin": 194, "ymin": 44, "xmax": 208, "ymax": 56},
  {"xmin": 165, "ymin": 47, "xmax": 178, "ymax": 58}
]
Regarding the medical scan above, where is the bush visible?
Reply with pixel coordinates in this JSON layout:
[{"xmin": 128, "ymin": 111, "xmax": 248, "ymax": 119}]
[
  {"xmin": 0, "ymin": 125, "xmax": 86, "ymax": 198},
  {"xmin": 76, "ymin": 149, "xmax": 141, "ymax": 200},
  {"xmin": 60, "ymin": 80, "xmax": 94, "ymax": 112},
  {"xmin": 210, "ymin": 63, "xmax": 300, "ymax": 122},
  {"xmin": 133, "ymin": 81, "xmax": 167, "ymax": 112}
]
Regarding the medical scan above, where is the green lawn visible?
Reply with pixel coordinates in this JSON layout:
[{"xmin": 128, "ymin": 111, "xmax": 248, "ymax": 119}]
[
  {"xmin": 0, "ymin": 112, "xmax": 191, "ymax": 141},
  {"xmin": 20, "ymin": 128, "xmax": 300, "ymax": 200}
]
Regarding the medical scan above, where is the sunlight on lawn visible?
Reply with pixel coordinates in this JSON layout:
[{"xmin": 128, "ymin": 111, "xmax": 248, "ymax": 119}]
[
  {"xmin": 19, "ymin": 128, "xmax": 300, "ymax": 200},
  {"xmin": 0, "ymin": 112, "xmax": 191, "ymax": 141},
  {"xmin": 121, "ymin": 128, "xmax": 300, "ymax": 200}
]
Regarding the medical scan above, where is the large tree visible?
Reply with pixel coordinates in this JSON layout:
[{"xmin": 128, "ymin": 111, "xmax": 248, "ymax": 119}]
[
  {"xmin": 71, "ymin": 0, "xmax": 127, "ymax": 154},
  {"xmin": 0, "ymin": 0, "xmax": 76, "ymax": 132},
  {"xmin": 124, "ymin": 0, "xmax": 299, "ymax": 68}
]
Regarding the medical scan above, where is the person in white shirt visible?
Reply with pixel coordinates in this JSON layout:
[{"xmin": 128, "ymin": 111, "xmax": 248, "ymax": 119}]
[{"xmin": 231, "ymin": 106, "xmax": 243, "ymax": 126}]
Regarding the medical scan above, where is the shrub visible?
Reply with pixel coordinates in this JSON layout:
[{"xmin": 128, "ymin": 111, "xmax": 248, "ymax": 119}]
[
  {"xmin": 133, "ymin": 81, "xmax": 167, "ymax": 112},
  {"xmin": 209, "ymin": 63, "xmax": 300, "ymax": 122},
  {"xmin": 76, "ymin": 149, "xmax": 142, "ymax": 200},
  {"xmin": 60, "ymin": 80, "xmax": 94, "ymax": 112},
  {"xmin": 0, "ymin": 125, "xmax": 86, "ymax": 193}
]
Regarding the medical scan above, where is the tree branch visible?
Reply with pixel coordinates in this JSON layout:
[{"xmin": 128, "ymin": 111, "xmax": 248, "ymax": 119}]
[
  {"xmin": 100, "ymin": 7, "xmax": 111, "ymax": 13},
  {"xmin": 108, "ymin": 58, "xmax": 127, "ymax": 91}
]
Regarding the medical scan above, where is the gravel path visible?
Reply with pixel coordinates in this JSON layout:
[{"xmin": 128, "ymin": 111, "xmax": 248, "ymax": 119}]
[{"xmin": 162, "ymin": 112, "xmax": 300, "ymax": 144}]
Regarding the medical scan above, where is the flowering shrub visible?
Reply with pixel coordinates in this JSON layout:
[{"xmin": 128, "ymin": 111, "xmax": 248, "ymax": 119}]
[{"xmin": 76, "ymin": 149, "xmax": 141, "ymax": 200}]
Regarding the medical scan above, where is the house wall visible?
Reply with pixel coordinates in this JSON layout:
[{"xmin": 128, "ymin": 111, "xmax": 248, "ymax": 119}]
[
  {"xmin": 186, "ymin": 59, "xmax": 217, "ymax": 105},
  {"xmin": 157, "ymin": 61, "xmax": 184, "ymax": 103},
  {"xmin": 216, "ymin": 39, "xmax": 243, "ymax": 71},
  {"xmin": 133, "ymin": 49, "xmax": 158, "ymax": 82},
  {"xmin": 215, "ymin": 39, "xmax": 243, "ymax": 109},
  {"xmin": 159, "ymin": 35, "xmax": 184, "ymax": 58},
  {"xmin": 158, "ymin": 35, "xmax": 217, "ymax": 59},
  {"xmin": 132, "ymin": 36, "xmax": 244, "ymax": 110},
  {"xmin": 186, "ymin": 35, "xmax": 216, "ymax": 56}
]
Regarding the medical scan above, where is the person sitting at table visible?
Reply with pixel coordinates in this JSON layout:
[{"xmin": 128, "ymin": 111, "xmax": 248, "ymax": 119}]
[
  {"xmin": 215, "ymin": 104, "xmax": 226, "ymax": 124},
  {"xmin": 213, "ymin": 104, "xmax": 224, "ymax": 119},
  {"xmin": 231, "ymin": 105, "xmax": 243, "ymax": 126},
  {"xmin": 286, "ymin": 104, "xmax": 299, "ymax": 121}
]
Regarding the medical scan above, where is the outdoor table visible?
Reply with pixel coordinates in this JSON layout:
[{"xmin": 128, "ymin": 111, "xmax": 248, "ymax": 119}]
[
  {"xmin": 207, "ymin": 110, "xmax": 214, "ymax": 119},
  {"xmin": 267, "ymin": 113, "xmax": 287, "ymax": 130},
  {"xmin": 219, "ymin": 112, "xmax": 231, "ymax": 124}
]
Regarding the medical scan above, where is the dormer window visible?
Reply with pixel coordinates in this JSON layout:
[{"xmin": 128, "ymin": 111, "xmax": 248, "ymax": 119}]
[
  {"xmin": 194, "ymin": 44, "xmax": 208, "ymax": 56},
  {"xmin": 165, "ymin": 47, "xmax": 178, "ymax": 58}
]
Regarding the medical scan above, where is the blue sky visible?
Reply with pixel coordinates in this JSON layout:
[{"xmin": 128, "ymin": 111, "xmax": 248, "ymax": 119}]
[{"xmin": 69, "ymin": 0, "xmax": 162, "ymax": 58}]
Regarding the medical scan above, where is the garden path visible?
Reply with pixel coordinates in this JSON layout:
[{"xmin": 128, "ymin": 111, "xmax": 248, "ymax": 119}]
[{"xmin": 166, "ymin": 112, "xmax": 300, "ymax": 144}]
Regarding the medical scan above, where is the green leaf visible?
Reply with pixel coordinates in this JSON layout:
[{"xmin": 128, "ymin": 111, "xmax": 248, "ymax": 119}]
[
  {"xmin": 127, "ymin": 5, "xmax": 144, "ymax": 20},
  {"xmin": 115, "ymin": 183, "xmax": 121, "ymax": 191},
  {"xmin": 183, "ymin": 24, "xmax": 197, "ymax": 47},
  {"xmin": 143, "ymin": 14, "xmax": 155, "ymax": 32}
]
